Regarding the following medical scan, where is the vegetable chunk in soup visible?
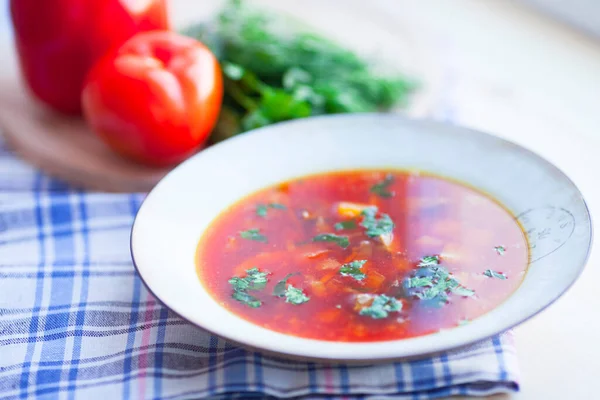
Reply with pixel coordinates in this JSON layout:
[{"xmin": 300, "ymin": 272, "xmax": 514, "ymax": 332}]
[{"xmin": 196, "ymin": 170, "xmax": 529, "ymax": 342}]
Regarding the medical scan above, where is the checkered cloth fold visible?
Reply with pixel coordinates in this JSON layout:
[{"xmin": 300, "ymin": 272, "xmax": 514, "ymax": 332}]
[{"xmin": 0, "ymin": 138, "xmax": 519, "ymax": 400}]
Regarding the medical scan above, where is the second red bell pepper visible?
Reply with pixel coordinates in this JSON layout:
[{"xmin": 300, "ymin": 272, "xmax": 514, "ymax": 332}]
[{"xmin": 10, "ymin": 0, "xmax": 170, "ymax": 114}]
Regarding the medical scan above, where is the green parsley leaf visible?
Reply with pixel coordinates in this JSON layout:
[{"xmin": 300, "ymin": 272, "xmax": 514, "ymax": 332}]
[
  {"xmin": 183, "ymin": 1, "xmax": 417, "ymax": 143},
  {"xmin": 240, "ymin": 228, "xmax": 268, "ymax": 242},
  {"xmin": 228, "ymin": 267, "xmax": 269, "ymax": 292},
  {"xmin": 418, "ymin": 255, "xmax": 439, "ymax": 267},
  {"xmin": 415, "ymin": 285, "xmax": 447, "ymax": 302},
  {"xmin": 222, "ymin": 61, "xmax": 245, "ymax": 80},
  {"xmin": 245, "ymin": 267, "xmax": 269, "ymax": 289},
  {"xmin": 232, "ymin": 291, "xmax": 261, "ymax": 308},
  {"xmin": 312, "ymin": 233, "xmax": 350, "ymax": 249},
  {"xmin": 339, "ymin": 260, "xmax": 367, "ymax": 281},
  {"xmin": 359, "ymin": 295, "xmax": 402, "ymax": 319},
  {"xmin": 228, "ymin": 277, "xmax": 251, "ymax": 292},
  {"xmin": 404, "ymin": 256, "xmax": 475, "ymax": 305},
  {"xmin": 360, "ymin": 206, "xmax": 394, "ymax": 238},
  {"xmin": 370, "ymin": 174, "xmax": 395, "ymax": 198},
  {"xmin": 273, "ymin": 272, "xmax": 299, "ymax": 297},
  {"xmin": 256, "ymin": 205, "xmax": 268, "ymax": 217},
  {"xmin": 334, "ymin": 220, "xmax": 357, "ymax": 231},
  {"xmin": 255, "ymin": 203, "xmax": 287, "ymax": 218},
  {"xmin": 229, "ymin": 267, "xmax": 269, "ymax": 307},
  {"xmin": 284, "ymin": 284, "xmax": 310, "ymax": 305},
  {"xmin": 494, "ymin": 245, "xmax": 506, "ymax": 256},
  {"xmin": 483, "ymin": 269, "xmax": 508, "ymax": 280},
  {"xmin": 451, "ymin": 286, "xmax": 475, "ymax": 297},
  {"xmin": 405, "ymin": 276, "xmax": 433, "ymax": 288}
]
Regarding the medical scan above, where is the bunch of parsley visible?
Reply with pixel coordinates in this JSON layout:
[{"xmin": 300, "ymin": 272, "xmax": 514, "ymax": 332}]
[{"xmin": 183, "ymin": 0, "xmax": 418, "ymax": 143}]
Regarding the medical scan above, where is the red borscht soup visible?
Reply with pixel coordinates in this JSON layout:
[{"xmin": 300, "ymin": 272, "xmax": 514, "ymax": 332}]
[{"xmin": 196, "ymin": 170, "xmax": 529, "ymax": 342}]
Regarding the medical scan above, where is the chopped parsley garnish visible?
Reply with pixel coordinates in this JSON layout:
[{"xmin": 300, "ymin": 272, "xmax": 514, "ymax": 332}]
[
  {"xmin": 284, "ymin": 284, "xmax": 310, "ymax": 305},
  {"xmin": 334, "ymin": 220, "xmax": 357, "ymax": 231},
  {"xmin": 404, "ymin": 256, "xmax": 475, "ymax": 306},
  {"xmin": 256, "ymin": 203, "xmax": 286, "ymax": 217},
  {"xmin": 232, "ymin": 291, "xmax": 261, "ymax": 308},
  {"xmin": 370, "ymin": 174, "xmax": 395, "ymax": 198},
  {"xmin": 359, "ymin": 295, "xmax": 402, "ymax": 319},
  {"xmin": 405, "ymin": 276, "xmax": 433, "ymax": 288},
  {"xmin": 229, "ymin": 267, "xmax": 269, "ymax": 307},
  {"xmin": 256, "ymin": 205, "xmax": 268, "ymax": 217},
  {"xmin": 312, "ymin": 233, "xmax": 350, "ymax": 249},
  {"xmin": 360, "ymin": 206, "xmax": 394, "ymax": 238},
  {"xmin": 418, "ymin": 255, "xmax": 439, "ymax": 267},
  {"xmin": 339, "ymin": 260, "xmax": 367, "ymax": 281},
  {"xmin": 483, "ymin": 269, "xmax": 507, "ymax": 280},
  {"xmin": 451, "ymin": 286, "xmax": 475, "ymax": 297},
  {"xmin": 229, "ymin": 267, "xmax": 269, "ymax": 291},
  {"xmin": 494, "ymin": 245, "xmax": 506, "ymax": 255},
  {"xmin": 273, "ymin": 272, "xmax": 298, "ymax": 297},
  {"xmin": 239, "ymin": 228, "xmax": 268, "ymax": 242}
]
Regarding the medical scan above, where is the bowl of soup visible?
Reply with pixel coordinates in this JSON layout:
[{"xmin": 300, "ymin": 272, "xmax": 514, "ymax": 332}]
[{"xmin": 131, "ymin": 114, "xmax": 592, "ymax": 361}]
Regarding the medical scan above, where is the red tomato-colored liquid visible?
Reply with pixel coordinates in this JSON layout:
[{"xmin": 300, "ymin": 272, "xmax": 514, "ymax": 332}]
[{"xmin": 196, "ymin": 170, "xmax": 529, "ymax": 342}]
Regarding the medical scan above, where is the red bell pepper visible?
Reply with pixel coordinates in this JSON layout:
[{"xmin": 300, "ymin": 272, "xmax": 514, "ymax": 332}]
[{"xmin": 10, "ymin": 0, "xmax": 169, "ymax": 115}]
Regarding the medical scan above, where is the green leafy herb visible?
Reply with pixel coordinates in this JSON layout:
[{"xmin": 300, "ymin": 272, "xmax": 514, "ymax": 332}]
[
  {"xmin": 256, "ymin": 205, "xmax": 268, "ymax": 217},
  {"xmin": 404, "ymin": 256, "xmax": 475, "ymax": 305},
  {"xmin": 229, "ymin": 267, "xmax": 269, "ymax": 307},
  {"xmin": 284, "ymin": 284, "xmax": 310, "ymax": 305},
  {"xmin": 232, "ymin": 291, "xmax": 261, "ymax": 308},
  {"xmin": 255, "ymin": 203, "xmax": 287, "ymax": 217},
  {"xmin": 239, "ymin": 228, "xmax": 268, "ymax": 242},
  {"xmin": 418, "ymin": 255, "xmax": 440, "ymax": 267},
  {"xmin": 228, "ymin": 277, "xmax": 251, "ymax": 292},
  {"xmin": 494, "ymin": 245, "xmax": 506, "ymax": 256},
  {"xmin": 451, "ymin": 286, "xmax": 475, "ymax": 297},
  {"xmin": 273, "ymin": 272, "xmax": 299, "ymax": 297},
  {"xmin": 360, "ymin": 207, "xmax": 394, "ymax": 238},
  {"xmin": 183, "ymin": 0, "xmax": 417, "ymax": 143},
  {"xmin": 370, "ymin": 174, "xmax": 395, "ymax": 198},
  {"xmin": 483, "ymin": 269, "xmax": 508, "ymax": 280},
  {"xmin": 359, "ymin": 295, "xmax": 402, "ymax": 319},
  {"xmin": 312, "ymin": 233, "xmax": 350, "ymax": 249},
  {"xmin": 405, "ymin": 276, "xmax": 433, "ymax": 288},
  {"xmin": 334, "ymin": 220, "xmax": 357, "ymax": 231},
  {"xmin": 229, "ymin": 267, "xmax": 269, "ymax": 291},
  {"xmin": 339, "ymin": 260, "xmax": 367, "ymax": 281}
]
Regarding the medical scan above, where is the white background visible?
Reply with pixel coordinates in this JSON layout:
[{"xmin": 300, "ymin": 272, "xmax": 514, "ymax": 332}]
[{"xmin": 2, "ymin": 0, "xmax": 600, "ymax": 398}]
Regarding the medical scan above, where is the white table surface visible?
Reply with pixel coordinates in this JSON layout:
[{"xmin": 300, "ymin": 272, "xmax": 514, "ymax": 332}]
[{"xmin": 2, "ymin": 1, "xmax": 600, "ymax": 399}]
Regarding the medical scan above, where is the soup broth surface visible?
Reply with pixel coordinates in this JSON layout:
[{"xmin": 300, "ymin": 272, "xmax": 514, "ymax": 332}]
[{"xmin": 197, "ymin": 170, "xmax": 529, "ymax": 342}]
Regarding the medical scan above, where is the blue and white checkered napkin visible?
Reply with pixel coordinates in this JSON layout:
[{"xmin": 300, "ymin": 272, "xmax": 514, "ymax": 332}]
[{"xmin": 0, "ymin": 139, "xmax": 519, "ymax": 399}]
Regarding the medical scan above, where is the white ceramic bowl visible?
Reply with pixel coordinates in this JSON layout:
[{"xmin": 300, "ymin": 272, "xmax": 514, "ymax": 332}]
[{"xmin": 130, "ymin": 114, "xmax": 592, "ymax": 361}]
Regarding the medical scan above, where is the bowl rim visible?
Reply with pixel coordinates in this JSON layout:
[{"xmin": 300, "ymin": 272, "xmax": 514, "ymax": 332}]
[{"xmin": 130, "ymin": 113, "xmax": 593, "ymax": 362}]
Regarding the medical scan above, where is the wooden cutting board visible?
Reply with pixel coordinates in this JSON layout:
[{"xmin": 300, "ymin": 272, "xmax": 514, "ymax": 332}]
[{"xmin": 0, "ymin": 76, "xmax": 170, "ymax": 192}]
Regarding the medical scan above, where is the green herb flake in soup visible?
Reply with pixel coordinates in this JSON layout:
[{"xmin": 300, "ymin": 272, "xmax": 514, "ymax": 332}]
[
  {"xmin": 339, "ymin": 260, "xmax": 368, "ymax": 281},
  {"xmin": 312, "ymin": 233, "xmax": 350, "ymax": 249},
  {"xmin": 239, "ymin": 228, "xmax": 268, "ymax": 242}
]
